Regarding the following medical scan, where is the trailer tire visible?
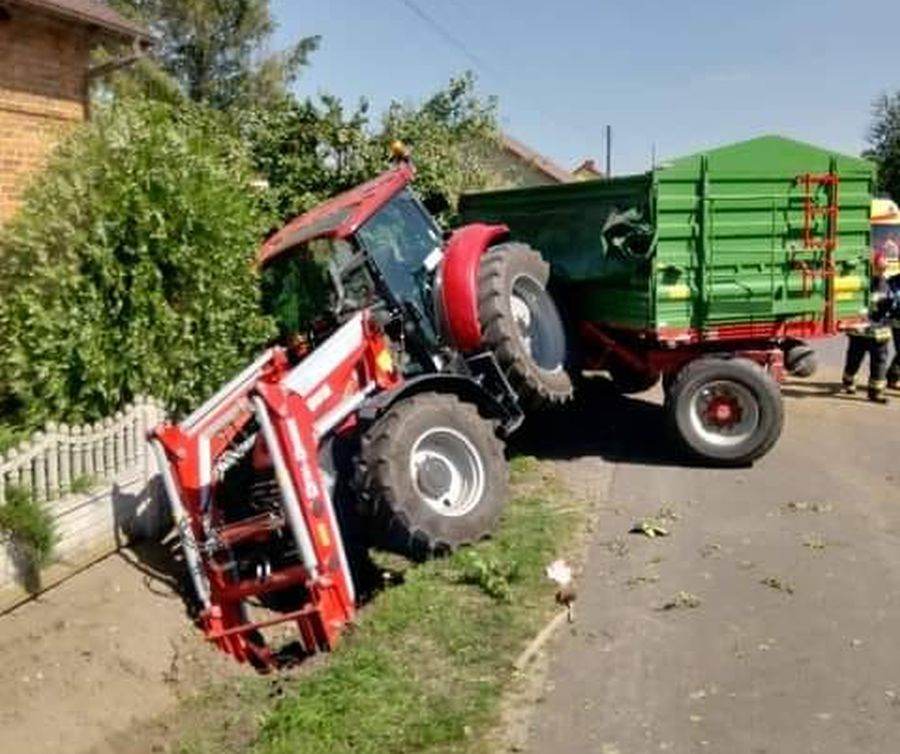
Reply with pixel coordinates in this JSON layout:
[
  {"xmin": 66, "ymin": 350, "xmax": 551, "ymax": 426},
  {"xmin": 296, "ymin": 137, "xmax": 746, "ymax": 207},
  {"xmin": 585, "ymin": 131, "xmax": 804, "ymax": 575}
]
[
  {"xmin": 667, "ymin": 357, "xmax": 783, "ymax": 466},
  {"xmin": 478, "ymin": 243, "xmax": 573, "ymax": 408},
  {"xmin": 360, "ymin": 393, "xmax": 508, "ymax": 556}
]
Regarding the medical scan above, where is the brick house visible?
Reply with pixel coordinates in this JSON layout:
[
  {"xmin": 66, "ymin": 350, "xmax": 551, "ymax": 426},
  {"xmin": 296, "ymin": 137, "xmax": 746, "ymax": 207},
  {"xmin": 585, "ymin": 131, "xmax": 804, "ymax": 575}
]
[{"xmin": 0, "ymin": 0, "xmax": 148, "ymax": 221}]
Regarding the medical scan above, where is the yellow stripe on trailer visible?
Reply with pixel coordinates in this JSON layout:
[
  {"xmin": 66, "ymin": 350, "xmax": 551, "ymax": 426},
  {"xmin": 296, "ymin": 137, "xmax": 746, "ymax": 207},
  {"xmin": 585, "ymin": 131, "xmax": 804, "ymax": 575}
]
[
  {"xmin": 660, "ymin": 284, "xmax": 691, "ymax": 301},
  {"xmin": 834, "ymin": 275, "xmax": 863, "ymax": 293}
]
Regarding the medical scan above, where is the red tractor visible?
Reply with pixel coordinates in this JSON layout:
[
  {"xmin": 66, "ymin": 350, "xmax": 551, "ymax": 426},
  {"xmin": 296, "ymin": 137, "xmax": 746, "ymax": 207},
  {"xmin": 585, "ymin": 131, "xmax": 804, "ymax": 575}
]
[{"xmin": 150, "ymin": 151, "xmax": 570, "ymax": 667}]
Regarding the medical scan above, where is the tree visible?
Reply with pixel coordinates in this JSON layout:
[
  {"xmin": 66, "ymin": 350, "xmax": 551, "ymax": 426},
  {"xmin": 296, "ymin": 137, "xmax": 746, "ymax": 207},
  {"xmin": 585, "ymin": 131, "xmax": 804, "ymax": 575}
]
[
  {"xmin": 238, "ymin": 94, "xmax": 375, "ymax": 221},
  {"xmin": 867, "ymin": 92, "xmax": 900, "ymax": 200},
  {"xmin": 0, "ymin": 98, "xmax": 275, "ymax": 428},
  {"xmin": 378, "ymin": 72, "xmax": 499, "ymax": 215},
  {"xmin": 241, "ymin": 73, "xmax": 499, "ymax": 224},
  {"xmin": 111, "ymin": 0, "xmax": 319, "ymax": 109}
]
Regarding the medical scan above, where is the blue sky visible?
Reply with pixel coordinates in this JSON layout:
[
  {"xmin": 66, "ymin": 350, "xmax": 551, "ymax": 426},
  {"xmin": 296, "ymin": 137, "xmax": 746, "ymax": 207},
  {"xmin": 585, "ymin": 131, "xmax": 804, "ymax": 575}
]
[{"xmin": 271, "ymin": 0, "xmax": 900, "ymax": 175}]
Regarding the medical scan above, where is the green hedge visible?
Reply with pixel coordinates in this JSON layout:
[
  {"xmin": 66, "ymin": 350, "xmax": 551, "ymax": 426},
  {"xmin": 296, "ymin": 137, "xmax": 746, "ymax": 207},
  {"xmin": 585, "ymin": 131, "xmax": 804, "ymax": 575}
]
[{"xmin": 0, "ymin": 98, "xmax": 275, "ymax": 428}]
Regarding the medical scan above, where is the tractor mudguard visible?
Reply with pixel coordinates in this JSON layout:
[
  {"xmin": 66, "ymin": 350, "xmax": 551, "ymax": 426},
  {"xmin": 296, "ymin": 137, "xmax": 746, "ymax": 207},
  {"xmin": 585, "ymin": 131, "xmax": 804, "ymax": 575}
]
[
  {"xmin": 359, "ymin": 365, "xmax": 523, "ymax": 436},
  {"xmin": 439, "ymin": 223, "xmax": 509, "ymax": 352}
]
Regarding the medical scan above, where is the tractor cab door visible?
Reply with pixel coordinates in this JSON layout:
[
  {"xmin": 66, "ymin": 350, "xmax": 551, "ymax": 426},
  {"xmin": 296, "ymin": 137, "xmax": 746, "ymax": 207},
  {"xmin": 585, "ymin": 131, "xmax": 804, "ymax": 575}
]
[{"xmin": 355, "ymin": 189, "xmax": 444, "ymax": 349}]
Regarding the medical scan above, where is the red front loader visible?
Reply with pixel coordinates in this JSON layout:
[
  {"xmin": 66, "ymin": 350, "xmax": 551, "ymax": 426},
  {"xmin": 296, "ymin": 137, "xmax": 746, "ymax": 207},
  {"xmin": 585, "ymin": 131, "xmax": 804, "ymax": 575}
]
[{"xmin": 151, "ymin": 150, "xmax": 571, "ymax": 667}]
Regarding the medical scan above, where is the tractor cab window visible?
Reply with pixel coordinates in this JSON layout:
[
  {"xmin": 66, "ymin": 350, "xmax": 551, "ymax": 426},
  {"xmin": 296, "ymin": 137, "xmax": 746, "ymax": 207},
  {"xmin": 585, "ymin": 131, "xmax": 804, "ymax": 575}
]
[{"xmin": 356, "ymin": 189, "xmax": 443, "ymax": 311}]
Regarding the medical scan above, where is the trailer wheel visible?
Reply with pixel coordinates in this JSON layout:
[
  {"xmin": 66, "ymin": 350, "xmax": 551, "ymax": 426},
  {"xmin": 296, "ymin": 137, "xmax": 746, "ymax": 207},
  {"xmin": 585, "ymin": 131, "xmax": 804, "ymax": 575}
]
[
  {"xmin": 783, "ymin": 341, "xmax": 818, "ymax": 378},
  {"xmin": 667, "ymin": 357, "xmax": 783, "ymax": 466},
  {"xmin": 361, "ymin": 393, "xmax": 508, "ymax": 555},
  {"xmin": 478, "ymin": 243, "xmax": 573, "ymax": 407}
]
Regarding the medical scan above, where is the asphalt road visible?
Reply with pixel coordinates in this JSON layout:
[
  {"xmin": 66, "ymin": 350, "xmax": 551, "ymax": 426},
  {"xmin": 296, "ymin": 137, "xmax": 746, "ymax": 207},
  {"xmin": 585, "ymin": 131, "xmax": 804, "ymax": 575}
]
[{"xmin": 521, "ymin": 337, "xmax": 900, "ymax": 754}]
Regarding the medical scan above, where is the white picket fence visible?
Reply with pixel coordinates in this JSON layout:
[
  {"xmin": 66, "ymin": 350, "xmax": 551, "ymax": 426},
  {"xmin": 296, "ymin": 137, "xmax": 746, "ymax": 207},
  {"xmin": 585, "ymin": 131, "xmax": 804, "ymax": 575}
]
[{"xmin": 0, "ymin": 396, "xmax": 169, "ymax": 610}]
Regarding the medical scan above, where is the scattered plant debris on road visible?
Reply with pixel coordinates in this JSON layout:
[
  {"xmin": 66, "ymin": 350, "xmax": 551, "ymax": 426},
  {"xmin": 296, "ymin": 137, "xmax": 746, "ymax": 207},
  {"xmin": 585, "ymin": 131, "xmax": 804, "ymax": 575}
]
[
  {"xmin": 630, "ymin": 517, "xmax": 670, "ymax": 538},
  {"xmin": 660, "ymin": 591, "xmax": 702, "ymax": 611},
  {"xmin": 698, "ymin": 543, "xmax": 722, "ymax": 558},
  {"xmin": 784, "ymin": 501, "xmax": 835, "ymax": 514},
  {"xmin": 760, "ymin": 576, "xmax": 795, "ymax": 594},
  {"xmin": 626, "ymin": 573, "xmax": 660, "ymax": 588},
  {"xmin": 802, "ymin": 533, "xmax": 828, "ymax": 551}
]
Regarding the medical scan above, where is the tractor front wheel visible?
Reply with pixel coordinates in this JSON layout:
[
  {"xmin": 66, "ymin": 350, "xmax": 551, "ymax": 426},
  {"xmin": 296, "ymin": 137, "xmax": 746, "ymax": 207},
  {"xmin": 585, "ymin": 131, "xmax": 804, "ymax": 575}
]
[
  {"xmin": 361, "ymin": 393, "xmax": 508, "ymax": 556},
  {"xmin": 478, "ymin": 243, "xmax": 573, "ymax": 408},
  {"xmin": 667, "ymin": 357, "xmax": 783, "ymax": 466}
]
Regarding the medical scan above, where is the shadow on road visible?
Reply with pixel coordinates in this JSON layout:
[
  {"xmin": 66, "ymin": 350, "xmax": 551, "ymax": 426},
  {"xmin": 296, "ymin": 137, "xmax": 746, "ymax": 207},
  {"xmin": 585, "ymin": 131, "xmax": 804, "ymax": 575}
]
[
  {"xmin": 511, "ymin": 379, "xmax": 703, "ymax": 468},
  {"xmin": 780, "ymin": 378, "xmax": 883, "ymax": 403}
]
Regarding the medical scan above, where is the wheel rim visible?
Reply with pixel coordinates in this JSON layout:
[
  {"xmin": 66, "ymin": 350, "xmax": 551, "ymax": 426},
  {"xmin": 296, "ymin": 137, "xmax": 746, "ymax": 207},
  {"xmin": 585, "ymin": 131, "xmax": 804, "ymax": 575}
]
[
  {"xmin": 688, "ymin": 380, "xmax": 760, "ymax": 448},
  {"xmin": 509, "ymin": 274, "xmax": 567, "ymax": 372},
  {"xmin": 410, "ymin": 427, "xmax": 486, "ymax": 517}
]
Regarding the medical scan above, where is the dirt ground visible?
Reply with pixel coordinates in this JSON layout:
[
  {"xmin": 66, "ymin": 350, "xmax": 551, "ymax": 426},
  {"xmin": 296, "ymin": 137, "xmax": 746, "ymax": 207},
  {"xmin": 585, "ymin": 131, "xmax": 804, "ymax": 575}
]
[{"xmin": 0, "ymin": 541, "xmax": 240, "ymax": 754}]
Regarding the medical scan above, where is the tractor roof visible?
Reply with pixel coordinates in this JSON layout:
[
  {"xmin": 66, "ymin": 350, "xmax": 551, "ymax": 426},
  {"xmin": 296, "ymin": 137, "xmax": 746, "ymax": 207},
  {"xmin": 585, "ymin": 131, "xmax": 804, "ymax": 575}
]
[{"xmin": 258, "ymin": 163, "xmax": 414, "ymax": 266}]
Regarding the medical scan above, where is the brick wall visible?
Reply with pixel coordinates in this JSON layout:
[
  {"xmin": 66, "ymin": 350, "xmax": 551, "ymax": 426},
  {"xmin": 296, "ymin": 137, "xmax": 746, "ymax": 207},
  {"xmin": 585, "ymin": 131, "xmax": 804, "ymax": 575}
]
[{"xmin": 0, "ymin": 9, "xmax": 92, "ymax": 222}]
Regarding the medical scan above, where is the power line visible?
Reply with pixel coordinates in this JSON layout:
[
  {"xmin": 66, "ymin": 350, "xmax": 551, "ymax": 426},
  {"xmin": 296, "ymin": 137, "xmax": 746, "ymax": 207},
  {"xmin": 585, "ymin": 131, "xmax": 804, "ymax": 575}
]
[
  {"xmin": 394, "ymin": 0, "xmax": 606, "ymax": 169},
  {"xmin": 394, "ymin": 0, "xmax": 497, "ymax": 76}
]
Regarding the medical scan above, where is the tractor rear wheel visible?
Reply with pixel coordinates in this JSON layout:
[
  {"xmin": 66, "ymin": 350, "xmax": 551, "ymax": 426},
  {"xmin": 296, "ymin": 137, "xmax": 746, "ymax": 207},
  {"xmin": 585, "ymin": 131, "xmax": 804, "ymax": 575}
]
[
  {"xmin": 360, "ymin": 393, "xmax": 508, "ymax": 556},
  {"xmin": 667, "ymin": 357, "xmax": 783, "ymax": 466},
  {"xmin": 478, "ymin": 243, "xmax": 573, "ymax": 408}
]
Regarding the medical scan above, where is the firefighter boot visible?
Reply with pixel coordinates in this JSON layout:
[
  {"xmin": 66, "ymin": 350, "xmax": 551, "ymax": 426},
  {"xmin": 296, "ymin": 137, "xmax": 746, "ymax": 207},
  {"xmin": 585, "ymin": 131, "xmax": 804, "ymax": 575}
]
[
  {"xmin": 841, "ymin": 375, "xmax": 856, "ymax": 395},
  {"xmin": 868, "ymin": 381, "xmax": 889, "ymax": 404}
]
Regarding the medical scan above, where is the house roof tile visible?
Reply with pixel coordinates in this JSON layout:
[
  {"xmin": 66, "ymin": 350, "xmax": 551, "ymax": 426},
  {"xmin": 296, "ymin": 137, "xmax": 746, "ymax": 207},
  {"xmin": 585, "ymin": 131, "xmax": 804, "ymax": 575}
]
[{"xmin": 8, "ymin": 0, "xmax": 150, "ymax": 41}]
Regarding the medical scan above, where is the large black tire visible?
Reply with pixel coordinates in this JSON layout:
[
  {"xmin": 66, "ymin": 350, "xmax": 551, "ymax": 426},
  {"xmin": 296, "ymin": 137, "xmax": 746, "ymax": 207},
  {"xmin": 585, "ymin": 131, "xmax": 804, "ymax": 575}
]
[
  {"xmin": 477, "ymin": 243, "xmax": 573, "ymax": 408},
  {"xmin": 360, "ymin": 393, "xmax": 508, "ymax": 555},
  {"xmin": 667, "ymin": 357, "xmax": 784, "ymax": 466}
]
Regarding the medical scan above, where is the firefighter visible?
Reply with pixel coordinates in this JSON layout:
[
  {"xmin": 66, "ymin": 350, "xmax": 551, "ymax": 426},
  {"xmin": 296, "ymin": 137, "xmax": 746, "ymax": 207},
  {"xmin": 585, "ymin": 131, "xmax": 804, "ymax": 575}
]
[{"xmin": 842, "ymin": 252, "xmax": 894, "ymax": 403}]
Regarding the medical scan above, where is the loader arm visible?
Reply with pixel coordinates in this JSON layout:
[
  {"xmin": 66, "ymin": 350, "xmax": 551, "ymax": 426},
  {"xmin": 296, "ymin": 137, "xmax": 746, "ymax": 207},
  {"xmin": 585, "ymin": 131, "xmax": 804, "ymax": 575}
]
[{"xmin": 150, "ymin": 312, "xmax": 401, "ymax": 668}]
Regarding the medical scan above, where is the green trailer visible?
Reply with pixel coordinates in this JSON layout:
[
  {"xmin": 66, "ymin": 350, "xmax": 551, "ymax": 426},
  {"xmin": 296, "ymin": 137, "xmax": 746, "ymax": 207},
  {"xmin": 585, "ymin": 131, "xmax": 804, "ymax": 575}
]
[{"xmin": 460, "ymin": 135, "xmax": 876, "ymax": 464}]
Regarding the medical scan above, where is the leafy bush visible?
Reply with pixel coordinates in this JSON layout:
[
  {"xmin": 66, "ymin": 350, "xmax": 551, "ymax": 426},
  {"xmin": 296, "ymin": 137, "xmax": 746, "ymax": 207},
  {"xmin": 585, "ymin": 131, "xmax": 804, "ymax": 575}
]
[
  {"xmin": 0, "ymin": 487, "xmax": 57, "ymax": 569},
  {"xmin": 0, "ymin": 97, "xmax": 275, "ymax": 427}
]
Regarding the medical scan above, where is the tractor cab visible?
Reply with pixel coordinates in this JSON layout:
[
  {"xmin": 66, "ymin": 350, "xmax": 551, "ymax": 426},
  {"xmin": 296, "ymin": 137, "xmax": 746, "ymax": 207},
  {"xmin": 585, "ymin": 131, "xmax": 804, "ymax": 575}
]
[
  {"xmin": 258, "ymin": 161, "xmax": 448, "ymax": 374},
  {"xmin": 258, "ymin": 151, "xmax": 572, "ymax": 417}
]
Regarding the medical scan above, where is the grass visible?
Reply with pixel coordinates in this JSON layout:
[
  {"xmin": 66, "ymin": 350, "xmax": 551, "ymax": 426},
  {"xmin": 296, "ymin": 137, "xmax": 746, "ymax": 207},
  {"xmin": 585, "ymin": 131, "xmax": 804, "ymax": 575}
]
[
  {"xmin": 68, "ymin": 474, "xmax": 96, "ymax": 495},
  {"xmin": 0, "ymin": 486, "xmax": 57, "ymax": 569},
  {"xmin": 174, "ymin": 458, "xmax": 585, "ymax": 754}
]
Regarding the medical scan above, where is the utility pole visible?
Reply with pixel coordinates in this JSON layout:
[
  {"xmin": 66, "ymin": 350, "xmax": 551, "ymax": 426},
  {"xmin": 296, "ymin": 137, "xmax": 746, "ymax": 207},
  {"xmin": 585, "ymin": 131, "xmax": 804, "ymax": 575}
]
[{"xmin": 605, "ymin": 125, "xmax": 612, "ymax": 178}]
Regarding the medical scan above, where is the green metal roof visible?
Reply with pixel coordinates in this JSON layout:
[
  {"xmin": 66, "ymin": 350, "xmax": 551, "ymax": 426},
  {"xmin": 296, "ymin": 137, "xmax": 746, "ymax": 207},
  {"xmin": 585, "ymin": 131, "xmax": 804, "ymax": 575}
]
[{"xmin": 660, "ymin": 134, "xmax": 874, "ymax": 178}]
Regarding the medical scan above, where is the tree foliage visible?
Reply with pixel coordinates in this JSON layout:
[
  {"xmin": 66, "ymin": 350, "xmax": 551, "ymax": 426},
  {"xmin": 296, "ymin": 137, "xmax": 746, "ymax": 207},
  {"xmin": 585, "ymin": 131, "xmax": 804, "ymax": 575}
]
[
  {"xmin": 377, "ymin": 73, "xmax": 499, "ymax": 215},
  {"xmin": 0, "ymin": 98, "xmax": 274, "ymax": 428},
  {"xmin": 867, "ymin": 92, "xmax": 900, "ymax": 200},
  {"xmin": 240, "ymin": 73, "xmax": 499, "ymax": 224},
  {"xmin": 111, "ymin": 0, "xmax": 319, "ymax": 109}
]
